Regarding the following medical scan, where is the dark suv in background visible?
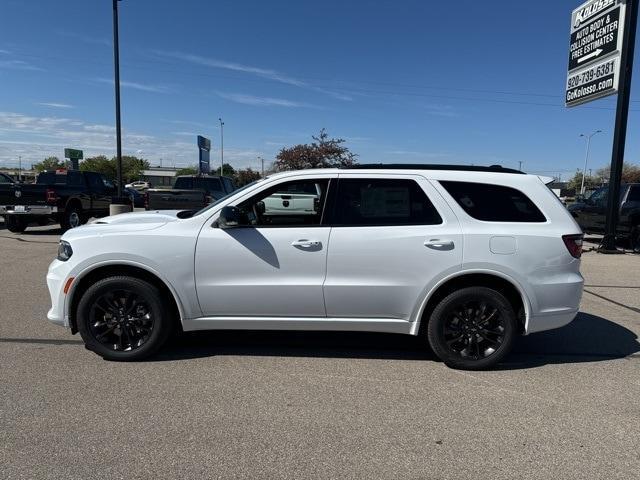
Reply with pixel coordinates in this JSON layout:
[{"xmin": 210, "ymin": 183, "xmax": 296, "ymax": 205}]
[{"xmin": 568, "ymin": 183, "xmax": 640, "ymax": 252}]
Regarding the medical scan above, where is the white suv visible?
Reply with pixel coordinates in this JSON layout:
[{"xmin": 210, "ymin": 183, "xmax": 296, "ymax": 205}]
[{"xmin": 46, "ymin": 165, "xmax": 584, "ymax": 369}]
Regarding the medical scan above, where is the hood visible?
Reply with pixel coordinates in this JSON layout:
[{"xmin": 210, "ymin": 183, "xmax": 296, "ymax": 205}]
[
  {"xmin": 61, "ymin": 210, "xmax": 182, "ymax": 241},
  {"xmin": 91, "ymin": 210, "xmax": 183, "ymax": 226}
]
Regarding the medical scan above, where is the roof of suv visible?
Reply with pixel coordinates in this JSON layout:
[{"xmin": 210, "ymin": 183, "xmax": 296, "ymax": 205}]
[{"xmin": 344, "ymin": 164, "xmax": 525, "ymax": 174}]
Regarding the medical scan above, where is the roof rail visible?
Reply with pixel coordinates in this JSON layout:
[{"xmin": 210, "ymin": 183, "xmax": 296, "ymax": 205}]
[{"xmin": 342, "ymin": 164, "xmax": 525, "ymax": 174}]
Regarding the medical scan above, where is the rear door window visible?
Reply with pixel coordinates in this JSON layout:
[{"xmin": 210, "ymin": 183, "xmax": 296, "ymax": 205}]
[
  {"xmin": 440, "ymin": 181, "xmax": 546, "ymax": 222},
  {"xmin": 174, "ymin": 177, "xmax": 193, "ymax": 189},
  {"xmin": 332, "ymin": 178, "xmax": 442, "ymax": 226},
  {"xmin": 67, "ymin": 171, "xmax": 85, "ymax": 186},
  {"xmin": 202, "ymin": 178, "xmax": 224, "ymax": 195}
]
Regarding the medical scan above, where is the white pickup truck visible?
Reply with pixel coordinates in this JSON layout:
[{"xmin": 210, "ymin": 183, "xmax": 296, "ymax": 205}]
[{"xmin": 262, "ymin": 181, "xmax": 322, "ymax": 216}]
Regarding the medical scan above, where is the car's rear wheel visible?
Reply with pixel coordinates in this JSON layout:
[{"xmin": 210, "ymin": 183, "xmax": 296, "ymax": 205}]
[
  {"xmin": 77, "ymin": 276, "xmax": 173, "ymax": 361},
  {"xmin": 5, "ymin": 216, "xmax": 27, "ymax": 233},
  {"xmin": 427, "ymin": 287, "xmax": 517, "ymax": 370}
]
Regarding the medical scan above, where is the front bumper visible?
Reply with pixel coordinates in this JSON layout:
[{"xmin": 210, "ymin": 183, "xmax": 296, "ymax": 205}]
[
  {"xmin": 46, "ymin": 258, "xmax": 72, "ymax": 328},
  {"xmin": 1, "ymin": 205, "xmax": 58, "ymax": 215}
]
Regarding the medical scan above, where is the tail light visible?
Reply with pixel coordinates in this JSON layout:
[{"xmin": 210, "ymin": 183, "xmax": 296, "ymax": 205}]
[
  {"xmin": 46, "ymin": 188, "xmax": 58, "ymax": 205},
  {"xmin": 562, "ymin": 234, "xmax": 584, "ymax": 259},
  {"xmin": 143, "ymin": 192, "xmax": 149, "ymax": 210}
]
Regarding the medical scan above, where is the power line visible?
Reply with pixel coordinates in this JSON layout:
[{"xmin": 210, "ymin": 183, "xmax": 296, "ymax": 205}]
[{"xmin": 13, "ymin": 48, "xmax": 640, "ymax": 110}]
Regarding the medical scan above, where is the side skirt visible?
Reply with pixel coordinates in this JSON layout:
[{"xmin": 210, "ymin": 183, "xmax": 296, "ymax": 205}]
[{"xmin": 182, "ymin": 317, "xmax": 415, "ymax": 335}]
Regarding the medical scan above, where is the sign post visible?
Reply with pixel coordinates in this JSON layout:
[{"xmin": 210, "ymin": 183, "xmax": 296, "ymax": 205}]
[
  {"xmin": 601, "ymin": 0, "xmax": 638, "ymax": 252},
  {"xmin": 566, "ymin": 0, "xmax": 638, "ymax": 253},
  {"xmin": 197, "ymin": 135, "xmax": 212, "ymax": 175},
  {"xmin": 64, "ymin": 148, "xmax": 83, "ymax": 170}
]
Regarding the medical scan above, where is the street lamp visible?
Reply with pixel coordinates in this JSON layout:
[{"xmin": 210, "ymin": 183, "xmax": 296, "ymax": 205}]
[
  {"xmin": 219, "ymin": 118, "xmax": 224, "ymax": 176},
  {"xmin": 579, "ymin": 130, "xmax": 602, "ymax": 194}
]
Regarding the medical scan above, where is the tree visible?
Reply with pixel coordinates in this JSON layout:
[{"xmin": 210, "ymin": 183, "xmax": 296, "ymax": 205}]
[
  {"xmin": 273, "ymin": 129, "xmax": 357, "ymax": 171},
  {"xmin": 567, "ymin": 170, "xmax": 599, "ymax": 193},
  {"xmin": 234, "ymin": 168, "xmax": 261, "ymax": 186},
  {"xmin": 175, "ymin": 166, "xmax": 198, "ymax": 176},
  {"xmin": 80, "ymin": 155, "xmax": 115, "ymax": 179},
  {"xmin": 595, "ymin": 162, "xmax": 640, "ymax": 184},
  {"xmin": 33, "ymin": 156, "xmax": 65, "ymax": 172},
  {"xmin": 80, "ymin": 155, "xmax": 149, "ymax": 183},
  {"xmin": 221, "ymin": 163, "xmax": 236, "ymax": 177}
]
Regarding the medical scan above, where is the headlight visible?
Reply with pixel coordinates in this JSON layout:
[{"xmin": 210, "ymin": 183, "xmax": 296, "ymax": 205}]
[{"xmin": 57, "ymin": 241, "xmax": 73, "ymax": 261}]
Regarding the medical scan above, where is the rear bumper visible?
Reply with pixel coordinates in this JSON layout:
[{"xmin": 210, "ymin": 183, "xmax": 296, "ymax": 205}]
[
  {"xmin": 1, "ymin": 205, "xmax": 57, "ymax": 215},
  {"xmin": 526, "ymin": 309, "xmax": 579, "ymax": 334}
]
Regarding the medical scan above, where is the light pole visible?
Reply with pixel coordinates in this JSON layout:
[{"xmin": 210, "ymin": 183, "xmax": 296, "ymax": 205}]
[
  {"xmin": 218, "ymin": 118, "xmax": 224, "ymax": 176},
  {"xmin": 18, "ymin": 155, "xmax": 21, "ymax": 181},
  {"xmin": 112, "ymin": 0, "xmax": 123, "ymax": 200},
  {"xmin": 579, "ymin": 130, "xmax": 602, "ymax": 194},
  {"xmin": 258, "ymin": 156, "xmax": 264, "ymax": 177}
]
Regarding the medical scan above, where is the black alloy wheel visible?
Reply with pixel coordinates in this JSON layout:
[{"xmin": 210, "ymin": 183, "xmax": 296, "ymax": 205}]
[
  {"xmin": 88, "ymin": 289, "xmax": 155, "ymax": 352},
  {"xmin": 77, "ymin": 276, "xmax": 173, "ymax": 361},
  {"xmin": 427, "ymin": 287, "xmax": 516, "ymax": 370}
]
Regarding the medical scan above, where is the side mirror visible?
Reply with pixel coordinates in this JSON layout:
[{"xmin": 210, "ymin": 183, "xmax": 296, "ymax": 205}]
[{"xmin": 216, "ymin": 206, "xmax": 248, "ymax": 229}]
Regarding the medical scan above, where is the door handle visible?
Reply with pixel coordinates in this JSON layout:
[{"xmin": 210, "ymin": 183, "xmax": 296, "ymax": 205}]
[
  {"xmin": 292, "ymin": 239, "xmax": 321, "ymax": 248},
  {"xmin": 424, "ymin": 239, "xmax": 454, "ymax": 250}
]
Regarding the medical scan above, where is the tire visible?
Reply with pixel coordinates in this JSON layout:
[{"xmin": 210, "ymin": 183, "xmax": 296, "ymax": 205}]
[
  {"xmin": 631, "ymin": 226, "xmax": 640, "ymax": 254},
  {"xmin": 76, "ymin": 276, "xmax": 173, "ymax": 361},
  {"xmin": 5, "ymin": 216, "xmax": 27, "ymax": 233},
  {"xmin": 427, "ymin": 287, "xmax": 517, "ymax": 370},
  {"xmin": 60, "ymin": 205, "xmax": 84, "ymax": 232}
]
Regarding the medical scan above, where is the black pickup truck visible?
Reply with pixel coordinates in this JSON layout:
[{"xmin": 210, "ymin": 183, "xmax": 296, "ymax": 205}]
[
  {"xmin": 145, "ymin": 175, "xmax": 235, "ymax": 210},
  {"xmin": 0, "ymin": 169, "xmax": 115, "ymax": 233},
  {"xmin": 568, "ymin": 183, "xmax": 640, "ymax": 251}
]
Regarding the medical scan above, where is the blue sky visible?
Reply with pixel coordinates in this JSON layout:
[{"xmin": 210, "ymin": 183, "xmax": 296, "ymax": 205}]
[{"xmin": 0, "ymin": 0, "xmax": 639, "ymax": 177}]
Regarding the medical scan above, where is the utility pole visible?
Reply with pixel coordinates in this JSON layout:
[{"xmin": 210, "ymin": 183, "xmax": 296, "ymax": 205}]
[
  {"xmin": 579, "ymin": 130, "xmax": 602, "ymax": 194},
  {"xmin": 219, "ymin": 118, "xmax": 224, "ymax": 176},
  {"xmin": 258, "ymin": 156, "xmax": 264, "ymax": 177},
  {"xmin": 601, "ymin": 0, "xmax": 639, "ymax": 253},
  {"xmin": 518, "ymin": 161, "xmax": 523, "ymax": 171},
  {"xmin": 18, "ymin": 155, "xmax": 21, "ymax": 182},
  {"xmin": 112, "ymin": 0, "xmax": 123, "ymax": 200}
]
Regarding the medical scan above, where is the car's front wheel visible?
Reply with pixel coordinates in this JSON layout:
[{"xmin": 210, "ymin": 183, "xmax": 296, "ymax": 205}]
[
  {"xmin": 76, "ymin": 276, "xmax": 173, "ymax": 361},
  {"xmin": 427, "ymin": 287, "xmax": 517, "ymax": 370}
]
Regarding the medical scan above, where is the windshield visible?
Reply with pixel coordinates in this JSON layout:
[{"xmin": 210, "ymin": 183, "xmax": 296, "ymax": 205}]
[{"xmin": 183, "ymin": 179, "xmax": 264, "ymax": 218}]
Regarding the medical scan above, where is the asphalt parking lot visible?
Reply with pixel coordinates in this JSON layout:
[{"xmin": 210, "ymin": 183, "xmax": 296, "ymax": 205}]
[{"xmin": 1, "ymin": 224, "xmax": 639, "ymax": 480}]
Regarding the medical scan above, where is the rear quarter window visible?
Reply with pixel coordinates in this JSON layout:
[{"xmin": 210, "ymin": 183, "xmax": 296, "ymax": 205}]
[{"xmin": 440, "ymin": 181, "xmax": 546, "ymax": 222}]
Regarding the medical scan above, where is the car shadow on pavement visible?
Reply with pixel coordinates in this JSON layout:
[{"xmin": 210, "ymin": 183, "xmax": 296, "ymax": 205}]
[
  {"xmin": 499, "ymin": 312, "xmax": 640, "ymax": 370},
  {"xmin": 156, "ymin": 330, "xmax": 434, "ymax": 362},
  {"xmin": 153, "ymin": 312, "xmax": 640, "ymax": 369}
]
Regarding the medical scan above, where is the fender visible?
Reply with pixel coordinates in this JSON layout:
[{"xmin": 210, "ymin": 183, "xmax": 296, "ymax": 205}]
[
  {"xmin": 64, "ymin": 259, "xmax": 187, "ymax": 327},
  {"xmin": 410, "ymin": 268, "xmax": 533, "ymax": 336}
]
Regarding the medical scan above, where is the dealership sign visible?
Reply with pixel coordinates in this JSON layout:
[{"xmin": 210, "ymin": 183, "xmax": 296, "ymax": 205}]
[
  {"xmin": 197, "ymin": 135, "xmax": 211, "ymax": 175},
  {"xmin": 566, "ymin": 0, "xmax": 626, "ymax": 107}
]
